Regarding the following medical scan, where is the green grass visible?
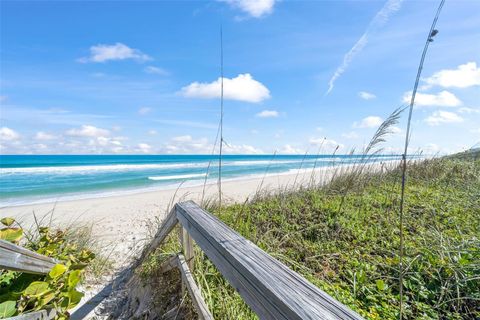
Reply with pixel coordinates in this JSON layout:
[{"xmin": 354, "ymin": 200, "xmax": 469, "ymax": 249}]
[{"xmin": 145, "ymin": 157, "xmax": 480, "ymax": 319}]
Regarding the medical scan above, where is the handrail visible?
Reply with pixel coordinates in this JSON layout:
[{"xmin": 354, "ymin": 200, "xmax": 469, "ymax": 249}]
[
  {"xmin": 150, "ymin": 201, "xmax": 364, "ymax": 320},
  {"xmin": 0, "ymin": 239, "xmax": 58, "ymax": 320},
  {"xmin": 0, "ymin": 239, "xmax": 57, "ymax": 274}
]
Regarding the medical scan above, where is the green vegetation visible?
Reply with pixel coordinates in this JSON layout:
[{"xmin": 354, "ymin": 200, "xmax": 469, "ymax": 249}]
[
  {"xmin": 147, "ymin": 157, "xmax": 479, "ymax": 319},
  {"xmin": 0, "ymin": 218, "xmax": 96, "ymax": 319}
]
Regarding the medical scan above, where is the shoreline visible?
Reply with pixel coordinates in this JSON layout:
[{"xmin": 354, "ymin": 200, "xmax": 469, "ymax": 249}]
[
  {"xmin": 0, "ymin": 163, "xmax": 350, "ymax": 208},
  {"xmin": 1, "ymin": 161, "xmax": 396, "ymax": 268},
  {"xmin": 0, "ymin": 155, "xmax": 404, "ymax": 208},
  {"xmin": 1, "ymin": 166, "xmax": 325, "ymax": 208}
]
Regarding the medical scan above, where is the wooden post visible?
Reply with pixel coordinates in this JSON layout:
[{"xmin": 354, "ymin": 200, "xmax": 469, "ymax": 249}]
[
  {"xmin": 178, "ymin": 225, "xmax": 194, "ymax": 297},
  {"xmin": 180, "ymin": 227, "xmax": 195, "ymax": 271}
]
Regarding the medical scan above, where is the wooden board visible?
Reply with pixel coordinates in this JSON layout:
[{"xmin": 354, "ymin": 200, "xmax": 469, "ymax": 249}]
[
  {"xmin": 177, "ymin": 254, "xmax": 214, "ymax": 320},
  {"xmin": 180, "ymin": 227, "xmax": 195, "ymax": 271},
  {"xmin": 159, "ymin": 254, "xmax": 178, "ymax": 274},
  {"xmin": 175, "ymin": 201, "xmax": 363, "ymax": 320},
  {"xmin": 6, "ymin": 309, "xmax": 56, "ymax": 320},
  {"xmin": 0, "ymin": 239, "xmax": 57, "ymax": 274}
]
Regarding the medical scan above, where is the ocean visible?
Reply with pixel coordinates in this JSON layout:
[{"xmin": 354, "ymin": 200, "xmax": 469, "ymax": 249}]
[{"xmin": 0, "ymin": 154, "xmax": 400, "ymax": 206}]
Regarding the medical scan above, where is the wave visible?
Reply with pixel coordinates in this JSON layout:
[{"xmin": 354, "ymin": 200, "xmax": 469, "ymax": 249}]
[
  {"xmin": 0, "ymin": 163, "xmax": 207, "ymax": 174},
  {"xmin": 148, "ymin": 173, "xmax": 207, "ymax": 181},
  {"xmin": 0, "ymin": 159, "xmax": 404, "ymax": 207},
  {"xmin": 0, "ymin": 156, "xmax": 400, "ymax": 175},
  {"xmin": 0, "ymin": 159, "xmax": 310, "ymax": 174}
]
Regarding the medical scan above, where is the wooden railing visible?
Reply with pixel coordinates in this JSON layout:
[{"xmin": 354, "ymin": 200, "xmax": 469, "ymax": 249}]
[
  {"xmin": 1, "ymin": 201, "xmax": 364, "ymax": 319},
  {"xmin": 0, "ymin": 239, "xmax": 58, "ymax": 320},
  {"xmin": 145, "ymin": 201, "xmax": 364, "ymax": 320}
]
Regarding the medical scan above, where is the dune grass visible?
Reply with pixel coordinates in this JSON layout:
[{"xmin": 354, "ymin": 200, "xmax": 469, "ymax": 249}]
[{"xmin": 143, "ymin": 156, "xmax": 479, "ymax": 319}]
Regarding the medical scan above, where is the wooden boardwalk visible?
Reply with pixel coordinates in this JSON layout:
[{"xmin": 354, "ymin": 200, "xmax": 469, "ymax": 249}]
[
  {"xmin": 150, "ymin": 201, "xmax": 363, "ymax": 320},
  {"xmin": 1, "ymin": 201, "xmax": 364, "ymax": 319}
]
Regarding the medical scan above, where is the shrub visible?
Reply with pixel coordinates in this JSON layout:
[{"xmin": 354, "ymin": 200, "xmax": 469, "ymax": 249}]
[{"xmin": 0, "ymin": 218, "xmax": 95, "ymax": 319}]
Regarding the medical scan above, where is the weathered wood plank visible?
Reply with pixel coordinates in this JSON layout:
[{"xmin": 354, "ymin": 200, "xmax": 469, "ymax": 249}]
[
  {"xmin": 180, "ymin": 227, "xmax": 195, "ymax": 271},
  {"xmin": 177, "ymin": 254, "xmax": 214, "ymax": 320},
  {"xmin": 0, "ymin": 239, "xmax": 57, "ymax": 274},
  {"xmin": 175, "ymin": 201, "xmax": 363, "ymax": 320},
  {"xmin": 159, "ymin": 254, "xmax": 178, "ymax": 274},
  {"xmin": 138, "ymin": 207, "xmax": 178, "ymax": 263},
  {"xmin": 6, "ymin": 308, "xmax": 56, "ymax": 320}
]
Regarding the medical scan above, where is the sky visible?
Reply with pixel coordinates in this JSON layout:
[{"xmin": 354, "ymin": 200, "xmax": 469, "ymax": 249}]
[{"xmin": 1, "ymin": 0, "xmax": 479, "ymax": 155}]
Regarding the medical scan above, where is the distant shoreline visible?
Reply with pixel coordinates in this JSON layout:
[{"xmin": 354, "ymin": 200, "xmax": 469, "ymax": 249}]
[{"xmin": 0, "ymin": 154, "xmax": 403, "ymax": 207}]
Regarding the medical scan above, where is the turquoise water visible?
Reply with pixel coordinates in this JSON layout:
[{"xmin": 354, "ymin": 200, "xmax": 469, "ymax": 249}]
[{"xmin": 0, "ymin": 155, "xmax": 400, "ymax": 206}]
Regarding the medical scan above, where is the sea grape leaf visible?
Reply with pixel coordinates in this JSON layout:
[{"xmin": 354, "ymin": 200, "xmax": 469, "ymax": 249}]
[
  {"xmin": 0, "ymin": 300, "xmax": 16, "ymax": 318},
  {"xmin": 24, "ymin": 281, "xmax": 49, "ymax": 297},
  {"xmin": 0, "ymin": 228, "xmax": 23, "ymax": 243},
  {"xmin": 376, "ymin": 279, "xmax": 386, "ymax": 291},
  {"xmin": 36, "ymin": 291, "xmax": 56, "ymax": 310},
  {"xmin": 67, "ymin": 290, "xmax": 84, "ymax": 309},
  {"xmin": 68, "ymin": 270, "xmax": 81, "ymax": 289},
  {"xmin": 10, "ymin": 273, "xmax": 39, "ymax": 293},
  {"xmin": 0, "ymin": 218, "xmax": 15, "ymax": 227},
  {"xmin": 0, "ymin": 270, "xmax": 16, "ymax": 287},
  {"xmin": 49, "ymin": 264, "xmax": 67, "ymax": 279}
]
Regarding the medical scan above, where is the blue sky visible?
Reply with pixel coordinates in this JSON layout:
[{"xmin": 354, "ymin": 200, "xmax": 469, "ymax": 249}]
[{"xmin": 1, "ymin": 0, "xmax": 479, "ymax": 155}]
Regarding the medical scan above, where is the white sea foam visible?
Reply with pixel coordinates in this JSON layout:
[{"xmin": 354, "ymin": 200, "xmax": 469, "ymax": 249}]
[
  {"xmin": 0, "ymin": 159, "xmax": 317, "ymax": 174},
  {"xmin": 0, "ymin": 163, "xmax": 206, "ymax": 174},
  {"xmin": 148, "ymin": 173, "xmax": 207, "ymax": 181}
]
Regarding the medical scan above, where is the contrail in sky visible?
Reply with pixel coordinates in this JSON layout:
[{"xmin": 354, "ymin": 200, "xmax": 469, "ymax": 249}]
[{"xmin": 326, "ymin": 0, "xmax": 404, "ymax": 95}]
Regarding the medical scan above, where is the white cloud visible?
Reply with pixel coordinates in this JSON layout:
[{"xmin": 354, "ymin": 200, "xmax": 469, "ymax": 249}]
[
  {"xmin": 180, "ymin": 73, "xmax": 270, "ymax": 103},
  {"xmin": 280, "ymin": 144, "xmax": 304, "ymax": 154},
  {"xmin": 390, "ymin": 126, "xmax": 402, "ymax": 134},
  {"xmin": 423, "ymin": 143, "xmax": 440, "ymax": 154},
  {"xmin": 309, "ymin": 138, "xmax": 345, "ymax": 153},
  {"xmin": 221, "ymin": 0, "xmax": 275, "ymax": 18},
  {"xmin": 161, "ymin": 135, "xmax": 263, "ymax": 154},
  {"xmin": 144, "ymin": 66, "xmax": 169, "ymax": 75},
  {"xmin": 256, "ymin": 110, "xmax": 279, "ymax": 118},
  {"xmin": 403, "ymin": 90, "xmax": 462, "ymax": 107},
  {"xmin": 163, "ymin": 136, "xmax": 210, "ymax": 154},
  {"xmin": 78, "ymin": 43, "xmax": 151, "ymax": 63},
  {"xmin": 148, "ymin": 129, "xmax": 157, "ymax": 135},
  {"xmin": 0, "ymin": 96, "xmax": 7, "ymax": 103},
  {"xmin": 0, "ymin": 127, "xmax": 20, "ymax": 141},
  {"xmin": 172, "ymin": 135, "xmax": 194, "ymax": 143},
  {"xmin": 326, "ymin": 0, "xmax": 403, "ymax": 94},
  {"xmin": 35, "ymin": 131, "xmax": 56, "ymax": 141},
  {"xmin": 33, "ymin": 143, "xmax": 48, "ymax": 151},
  {"xmin": 223, "ymin": 143, "xmax": 264, "ymax": 154},
  {"xmin": 353, "ymin": 116, "xmax": 383, "ymax": 128},
  {"xmin": 342, "ymin": 131, "xmax": 359, "ymax": 139},
  {"xmin": 458, "ymin": 107, "xmax": 480, "ymax": 114},
  {"xmin": 424, "ymin": 111, "xmax": 463, "ymax": 126},
  {"xmin": 138, "ymin": 107, "xmax": 152, "ymax": 115},
  {"xmin": 423, "ymin": 62, "xmax": 480, "ymax": 89},
  {"xmin": 137, "ymin": 143, "xmax": 152, "ymax": 153},
  {"xmin": 66, "ymin": 125, "xmax": 110, "ymax": 137},
  {"xmin": 358, "ymin": 91, "xmax": 376, "ymax": 100}
]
